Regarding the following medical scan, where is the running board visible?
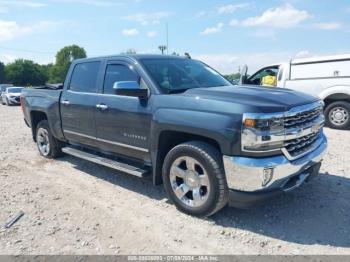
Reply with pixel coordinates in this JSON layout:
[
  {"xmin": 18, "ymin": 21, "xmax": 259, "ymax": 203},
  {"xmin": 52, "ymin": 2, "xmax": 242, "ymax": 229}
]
[{"xmin": 62, "ymin": 147, "xmax": 149, "ymax": 178}]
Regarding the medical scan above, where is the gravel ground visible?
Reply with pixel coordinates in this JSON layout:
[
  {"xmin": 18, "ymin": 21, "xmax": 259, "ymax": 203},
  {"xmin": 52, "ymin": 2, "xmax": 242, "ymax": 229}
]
[{"xmin": 0, "ymin": 104, "xmax": 349, "ymax": 255}]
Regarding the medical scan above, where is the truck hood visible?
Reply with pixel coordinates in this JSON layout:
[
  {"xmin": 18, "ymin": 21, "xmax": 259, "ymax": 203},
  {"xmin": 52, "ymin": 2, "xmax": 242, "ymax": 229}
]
[{"xmin": 183, "ymin": 85, "xmax": 319, "ymax": 112}]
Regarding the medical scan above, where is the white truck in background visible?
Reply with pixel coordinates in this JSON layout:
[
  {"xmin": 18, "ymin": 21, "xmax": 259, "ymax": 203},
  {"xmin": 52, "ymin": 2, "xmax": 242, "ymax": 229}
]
[{"xmin": 240, "ymin": 54, "xmax": 350, "ymax": 130}]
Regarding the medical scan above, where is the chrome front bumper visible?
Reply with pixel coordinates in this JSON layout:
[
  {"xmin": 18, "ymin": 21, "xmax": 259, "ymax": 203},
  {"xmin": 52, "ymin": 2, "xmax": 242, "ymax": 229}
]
[{"xmin": 223, "ymin": 133, "xmax": 327, "ymax": 192}]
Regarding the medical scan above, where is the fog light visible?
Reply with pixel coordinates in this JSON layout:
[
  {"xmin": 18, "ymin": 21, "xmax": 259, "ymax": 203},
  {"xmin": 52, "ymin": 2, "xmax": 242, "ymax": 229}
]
[{"xmin": 262, "ymin": 168, "xmax": 274, "ymax": 186}]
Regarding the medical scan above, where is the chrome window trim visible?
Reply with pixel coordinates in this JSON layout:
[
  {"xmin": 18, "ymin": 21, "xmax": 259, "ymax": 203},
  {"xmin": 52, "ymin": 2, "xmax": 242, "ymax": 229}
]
[
  {"xmin": 63, "ymin": 130, "xmax": 149, "ymax": 153},
  {"xmin": 66, "ymin": 90, "xmax": 98, "ymax": 95},
  {"xmin": 64, "ymin": 130, "xmax": 95, "ymax": 140},
  {"xmin": 96, "ymin": 137, "xmax": 149, "ymax": 153}
]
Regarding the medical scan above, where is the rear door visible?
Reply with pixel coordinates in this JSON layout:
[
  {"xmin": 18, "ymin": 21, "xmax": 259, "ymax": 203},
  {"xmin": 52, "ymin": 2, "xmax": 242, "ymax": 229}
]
[
  {"xmin": 61, "ymin": 61, "xmax": 102, "ymax": 147},
  {"xmin": 95, "ymin": 61, "xmax": 152, "ymax": 161}
]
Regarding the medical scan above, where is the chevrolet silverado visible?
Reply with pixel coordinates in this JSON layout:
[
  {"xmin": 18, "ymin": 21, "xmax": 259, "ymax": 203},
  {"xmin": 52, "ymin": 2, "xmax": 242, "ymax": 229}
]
[{"xmin": 21, "ymin": 55, "xmax": 328, "ymax": 216}]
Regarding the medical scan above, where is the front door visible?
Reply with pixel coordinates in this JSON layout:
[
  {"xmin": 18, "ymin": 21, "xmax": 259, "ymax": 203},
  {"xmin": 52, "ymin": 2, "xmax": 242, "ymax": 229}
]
[
  {"xmin": 247, "ymin": 66, "xmax": 279, "ymax": 86},
  {"xmin": 95, "ymin": 61, "xmax": 152, "ymax": 161},
  {"xmin": 61, "ymin": 61, "xmax": 101, "ymax": 147}
]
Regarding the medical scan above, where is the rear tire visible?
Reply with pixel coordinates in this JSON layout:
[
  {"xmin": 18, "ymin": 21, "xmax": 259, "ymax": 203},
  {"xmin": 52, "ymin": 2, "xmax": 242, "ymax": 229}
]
[
  {"xmin": 162, "ymin": 141, "xmax": 229, "ymax": 217},
  {"xmin": 324, "ymin": 101, "xmax": 350, "ymax": 130},
  {"xmin": 36, "ymin": 120, "xmax": 63, "ymax": 158}
]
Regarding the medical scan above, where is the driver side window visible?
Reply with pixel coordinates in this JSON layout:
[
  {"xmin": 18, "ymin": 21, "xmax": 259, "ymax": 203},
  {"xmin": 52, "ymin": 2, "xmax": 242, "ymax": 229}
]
[
  {"xmin": 249, "ymin": 67, "xmax": 278, "ymax": 85},
  {"xmin": 103, "ymin": 64, "xmax": 139, "ymax": 94}
]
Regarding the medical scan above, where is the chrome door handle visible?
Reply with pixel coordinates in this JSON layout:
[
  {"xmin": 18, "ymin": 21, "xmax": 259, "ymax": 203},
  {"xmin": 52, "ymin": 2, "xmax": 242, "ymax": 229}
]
[
  {"xmin": 96, "ymin": 104, "xmax": 108, "ymax": 110},
  {"xmin": 61, "ymin": 100, "xmax": 70, "ymax": 105}
]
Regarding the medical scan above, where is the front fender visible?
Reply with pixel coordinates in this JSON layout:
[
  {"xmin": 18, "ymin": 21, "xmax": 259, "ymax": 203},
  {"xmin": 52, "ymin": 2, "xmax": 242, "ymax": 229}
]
[
  {"xmin": 319, "ymin": 85, "xmax": 350, "ymax": 100},
  {"xmin": 151, "ymin": 108, "xmax": 241, "ymax": 155},
  {"xmin": 149, "ymin": 108, "xmax": 241, "ymax": 185}
]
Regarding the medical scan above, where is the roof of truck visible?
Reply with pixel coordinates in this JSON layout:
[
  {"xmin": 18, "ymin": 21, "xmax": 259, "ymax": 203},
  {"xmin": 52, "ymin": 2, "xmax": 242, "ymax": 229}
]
[
  {"xmin": 74, "ymin": 54, "xmax": 189, "ymax": 63},
  {"xmin": 292, "ymin": 53, "xmax": 350, "ymax": 64}
]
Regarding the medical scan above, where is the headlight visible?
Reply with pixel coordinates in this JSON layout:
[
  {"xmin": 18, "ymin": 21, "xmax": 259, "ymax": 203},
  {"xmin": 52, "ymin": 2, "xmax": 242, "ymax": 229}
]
[{"xmin": 242, "ymin": 113, "xmax": 284, "ymax": 152}]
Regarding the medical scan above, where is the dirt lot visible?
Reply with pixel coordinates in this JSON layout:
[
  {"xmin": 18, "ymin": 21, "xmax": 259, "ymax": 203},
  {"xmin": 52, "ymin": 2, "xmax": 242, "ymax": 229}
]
[{"xmin": 0, "ymin": 104, "xmax": 349, "ymax": 255}]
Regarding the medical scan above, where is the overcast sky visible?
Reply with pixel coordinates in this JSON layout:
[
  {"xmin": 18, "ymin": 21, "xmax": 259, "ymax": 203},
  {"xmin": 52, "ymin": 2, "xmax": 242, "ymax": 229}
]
[{"xmin": 0, "ymin": 0, "xmax": 349, "ymax": 74}]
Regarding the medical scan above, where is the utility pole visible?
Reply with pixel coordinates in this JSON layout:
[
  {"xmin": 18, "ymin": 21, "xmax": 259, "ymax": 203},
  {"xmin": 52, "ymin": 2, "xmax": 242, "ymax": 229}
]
[
  {"xmin": 158, "ymin": 45, "xmax": 167, "ymax": 55},
  {"xmin": 166, "ymin": 22, "xmax": 169, "ymax": 55}
]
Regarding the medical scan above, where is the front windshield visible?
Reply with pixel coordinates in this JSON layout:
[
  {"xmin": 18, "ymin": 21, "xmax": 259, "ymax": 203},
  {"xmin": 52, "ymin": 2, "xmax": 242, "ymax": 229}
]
[
  {"xmin": 140, "ymin": 58, "xmax": 231, "ymax": 93},
  {"xmin": 8, "ymin": 87, "xmax": 23, "ymax": 93}
]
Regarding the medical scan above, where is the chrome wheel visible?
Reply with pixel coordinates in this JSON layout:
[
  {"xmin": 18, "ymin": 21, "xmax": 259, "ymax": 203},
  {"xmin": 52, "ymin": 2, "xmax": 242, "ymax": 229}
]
[
  {"xmin": 37, "ymin": 128, "xmax": 50, "ymax": 156},
  {"xmin": 329, "ymin": 107, "xmax": 349, "ymax": 126},
  {"xmin": 169, "ymin": 156, "xmax": 210, "ymax": 208}
]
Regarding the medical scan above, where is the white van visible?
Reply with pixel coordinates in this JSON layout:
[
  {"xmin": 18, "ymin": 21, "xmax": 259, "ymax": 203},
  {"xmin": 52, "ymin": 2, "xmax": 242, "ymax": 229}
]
[{"xmin": 241, "ymin": 54, "xmax": 350, "ymax": 130}]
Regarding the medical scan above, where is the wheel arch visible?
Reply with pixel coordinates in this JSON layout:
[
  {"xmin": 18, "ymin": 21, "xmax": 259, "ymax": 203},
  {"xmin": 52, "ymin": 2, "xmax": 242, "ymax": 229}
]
[
  {"xmin": 319, "ymin": 85, "xmax": 350, "ymax": 106},
  {"xmin": 323, "ymin": 93, "xmax": 350, "ymax": 108},
  {"xmin": 30, "ymin": 110, "xmax": 48, "ymax": 141},
  {"xmin": 151, "ymin": 130, "xmax": 222, "ymax": 186}
]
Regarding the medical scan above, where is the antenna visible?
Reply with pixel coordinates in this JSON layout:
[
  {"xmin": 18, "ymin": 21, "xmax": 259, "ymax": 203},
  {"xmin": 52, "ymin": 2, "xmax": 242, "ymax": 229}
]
[{"xmin": 184, "ymin": 53, "xmax": 191, "ymax": 59}]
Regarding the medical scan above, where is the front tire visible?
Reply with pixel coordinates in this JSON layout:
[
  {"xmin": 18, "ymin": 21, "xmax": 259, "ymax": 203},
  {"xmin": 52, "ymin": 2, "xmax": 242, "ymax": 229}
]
[
  {"xmin": 325, "ymin": 101, "xmax": 350, "ymax": 130},
  {"xmin": 5, "ymin": 98, "xmax": 10, "ymax": 106},
  {"xmin": 162, "ymin": 141, "xmax": 229, "ymax": 217},
  {"xmin": 36, "ymin": 120, "xmax": 63, "ymax": 158}
]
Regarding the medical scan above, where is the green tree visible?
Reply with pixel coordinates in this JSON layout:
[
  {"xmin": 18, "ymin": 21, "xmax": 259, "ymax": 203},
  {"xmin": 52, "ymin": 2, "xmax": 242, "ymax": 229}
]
[
  {"xmin": 40, "ymin": 63, "xmax": 54, "ymax": 83},
  {"xmin": 5, "ymin": 59, "xmax": 48, "ymax": 86},
  {"xmin": 224, "ymin": 72, "xmax": 241, "ymax": 84},
  {"xmin": 50, "ymin": 45, "xmax": 87, "ymax": 83},
  {"xmin": 122, "ymin": 48, "xmax": 137, "ymax": 55},
  {"xmin": 0, "ymin": 62, "xmax": 5, "ymax": 83}
]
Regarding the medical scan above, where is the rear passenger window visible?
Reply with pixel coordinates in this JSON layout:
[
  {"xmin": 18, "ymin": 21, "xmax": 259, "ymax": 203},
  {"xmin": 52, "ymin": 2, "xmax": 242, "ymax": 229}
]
[
  {"xmin": 69, "ymin": 62, "xmax": 100, "ymax": 93},
  {"xmin": 103, "ymin": 64, "xmax": 138, "ymax": 94}
]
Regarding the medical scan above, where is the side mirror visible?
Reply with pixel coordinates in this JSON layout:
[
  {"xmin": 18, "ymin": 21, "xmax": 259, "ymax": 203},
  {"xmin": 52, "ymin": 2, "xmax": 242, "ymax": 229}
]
[
  {"xmin": 113, "ymin": 81, "xmax": 148, "ymax": 99},
  {"xmin": 239, "ymin": 65, "xmax": 248, "ymax": 85}
]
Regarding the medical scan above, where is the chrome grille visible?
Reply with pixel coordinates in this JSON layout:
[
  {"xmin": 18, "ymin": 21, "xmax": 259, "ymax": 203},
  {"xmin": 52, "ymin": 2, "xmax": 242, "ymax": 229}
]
[
  {"xmin": 284, "ymin": 106, "xmax": 322, "ymax": 129},
  {"xmin": 284, "ymin": 131, "xmax": 321, "ymax": 158},
  {"xmin": 282, "ymin": 103, "xmax": 324, "ymax": 160}
]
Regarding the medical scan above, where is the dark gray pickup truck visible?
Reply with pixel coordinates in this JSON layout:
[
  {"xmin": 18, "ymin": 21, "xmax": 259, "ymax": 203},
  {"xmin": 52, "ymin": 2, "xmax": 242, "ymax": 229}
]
[{"xmin": 21, "ymin": 55, "xmax": 328, "ymax": 216}]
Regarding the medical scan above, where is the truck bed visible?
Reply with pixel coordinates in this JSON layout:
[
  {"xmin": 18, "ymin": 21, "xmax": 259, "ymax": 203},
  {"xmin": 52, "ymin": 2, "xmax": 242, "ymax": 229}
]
[
  {"xmin": 34, "ymin": 83, "xmax": 64, "ymax": 90},
  {"xmin": 21, "ymin": 87, "xmax": 64, "ymax": 141},
  {"xmin": 22, "ymin": 87, "xmax": 62, "ymax": 105}
]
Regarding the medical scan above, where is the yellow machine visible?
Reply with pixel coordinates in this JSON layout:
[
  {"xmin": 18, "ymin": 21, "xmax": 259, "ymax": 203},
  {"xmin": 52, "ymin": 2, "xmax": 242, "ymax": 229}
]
[{"xmin": 261, "ymin": 75, "xmax": 277, "ymax": 87}]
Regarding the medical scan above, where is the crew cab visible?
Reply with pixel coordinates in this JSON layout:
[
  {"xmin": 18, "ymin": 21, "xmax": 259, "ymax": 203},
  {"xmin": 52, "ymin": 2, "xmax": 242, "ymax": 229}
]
[
  {"xmin": 240, "ymin": 54, "xmax": 350, "ymax": 130},
  {"xmin": 21, "ymin": 55, "xmax": 328, "ymax": 217}
]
